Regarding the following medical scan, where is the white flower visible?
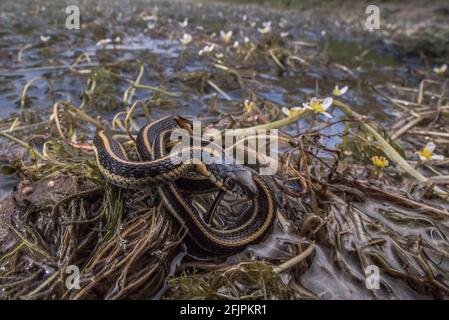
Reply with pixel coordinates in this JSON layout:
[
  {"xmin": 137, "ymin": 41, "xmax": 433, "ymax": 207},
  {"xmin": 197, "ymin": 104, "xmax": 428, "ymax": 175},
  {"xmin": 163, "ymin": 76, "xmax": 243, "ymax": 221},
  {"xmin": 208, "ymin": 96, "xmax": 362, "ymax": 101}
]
[
  {"xmin": 302, "ymin": 97, "xmax": 333, "ymax": 118},
  {"xmin": 114, "ymin": 36, "xmax": 121, "ymax": 43},
  {"xmin": 280, "ymin": 32, "xmax": 289, "ymax": 38},
  {"xmin": 250, "ymin": 22, "xmax": 256, "ymax": 28},
  {"xmin": 220, "ymin": 30, "xmax": 233, "ymax": 43},
  {"xmin": 142, "ymin": 15, "xmax": 157, "ymax": 22},
  {"xmin": 282, "ymin": 106, "xmax": 303, "ymax": 117},
  {"xmin": 198, "ymin": 44, "xmax": 215, "ymax": 56},
  {"xmin": 417, "ymin": 142, "xmax": 444, "ymax": 161},
  {"xmin": 332, "ymin": 85, "xmax": 348, "ymax": 96},
  {"xmin": 242, "ymin": 14, "xmax": 248, "ymax": 21},
  {"xmin": 233, "ymin": 41, "xmax": 239, "ymax": 48},
  {"xmin": 279, "ymin": 18, "xmax": 288, "ymax": 28},
  {"xmin": 244, "ymin": 37, "xmax": 250, "ymax": 44},
  {"xmin": 179, "ymin": 18, "xmax": 189, "ymax": 28},
  {"xmin": 258, "ymin": 21, "xmax": 272, "ymax": 34},
  {"xmin": 180, "ymin": 33, "xmax": 193, "ymax": 46},
  {"xmin": 40, "ymin": 35, "xmax": 50, "ymax": 43},
  {"xmin": 244, "ymin": 99, "xmax": 255, "ymax": 113},
  {"xmin": 96, "ymin": 38, "xmax": 112, "ymax": 46},
  {"xmin": 215, "ymin": 52, "xmax": 224, "ymax": 59},
  {"xmin": 147, "ymin": 22, "xmax": 156, "ymax": 29},
  {"xmin": 433, "ymin": 64, "xmax": 447, "ymax": 75}
]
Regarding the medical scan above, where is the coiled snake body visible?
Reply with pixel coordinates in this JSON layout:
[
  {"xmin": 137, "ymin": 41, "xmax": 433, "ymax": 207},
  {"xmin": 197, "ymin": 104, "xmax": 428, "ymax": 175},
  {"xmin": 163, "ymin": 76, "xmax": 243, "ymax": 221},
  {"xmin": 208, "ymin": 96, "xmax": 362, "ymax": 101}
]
[{"xmin": 93, "ymin": 116, "xmax": 275, "ymax": 253}]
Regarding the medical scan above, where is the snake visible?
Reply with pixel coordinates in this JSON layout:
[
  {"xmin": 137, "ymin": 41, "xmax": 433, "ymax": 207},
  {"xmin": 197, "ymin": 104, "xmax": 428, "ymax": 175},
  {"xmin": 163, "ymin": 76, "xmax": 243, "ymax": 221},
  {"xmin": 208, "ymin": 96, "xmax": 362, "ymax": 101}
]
[{"xmin": 92, "ymin": 115, "xmax": 275, "ymax": 254}]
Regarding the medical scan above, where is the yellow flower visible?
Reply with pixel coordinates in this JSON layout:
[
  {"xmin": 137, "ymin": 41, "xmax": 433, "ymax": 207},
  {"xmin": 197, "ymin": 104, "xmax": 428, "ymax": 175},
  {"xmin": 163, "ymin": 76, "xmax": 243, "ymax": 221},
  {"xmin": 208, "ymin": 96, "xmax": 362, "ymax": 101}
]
[
  {"xmin": 433, "ymin": 64, "xmax": 447, "ymax": 75},
  {"xmin": 371, "ymin": 156, "xmax": 389, "ymax": 168},
  {"xmin": 332, "ymin": 85, "xmax": 348, "ymax": 96},
  {"xmin": 303, "ymin": 97, "xmax": 333, "ymax": 118},
  {"xmin": 417, "ymin": 142, "xmax": 444, "ymax": 161},
  {"xmin": 244, "ymin": 99, "xmax": 255, "ymax": 113}
]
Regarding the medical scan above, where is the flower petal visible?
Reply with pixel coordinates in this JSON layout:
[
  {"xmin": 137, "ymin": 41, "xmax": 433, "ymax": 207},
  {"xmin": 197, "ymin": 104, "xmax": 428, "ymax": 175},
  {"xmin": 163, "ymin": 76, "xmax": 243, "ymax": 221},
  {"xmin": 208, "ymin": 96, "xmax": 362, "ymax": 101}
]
[
  {"xmin": 431, "ymin": 154, "xmax": 444, "ymax": 160},
  {"xmin": 321, "ymin": 112, "xmax": 333, "ymax": 118},
  {"xmin": 425, "ymin": 142, "xmax": 436, "ymax": 152},
  {"xmin": 322, "ymin": 97, "xmax": 333, "ymax": 109},
  {"xmin": 340, "ymin": 86, "xmax": 348, "ymax": 94},
  {"xmin": 281, "ymin": 107, "xmax": 290, "ymax": 116},
  {"xmin": 303, "ymin": 103, "xmax": 312, "ymax": 110}
]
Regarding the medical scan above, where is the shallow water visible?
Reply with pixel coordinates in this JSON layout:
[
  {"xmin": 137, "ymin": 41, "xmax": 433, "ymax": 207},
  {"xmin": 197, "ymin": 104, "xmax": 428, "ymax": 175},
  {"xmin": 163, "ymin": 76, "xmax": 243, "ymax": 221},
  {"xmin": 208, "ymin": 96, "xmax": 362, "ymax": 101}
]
[{"xmin": 0, "ymin": 0, "xmax": 447, "ymax": 299}]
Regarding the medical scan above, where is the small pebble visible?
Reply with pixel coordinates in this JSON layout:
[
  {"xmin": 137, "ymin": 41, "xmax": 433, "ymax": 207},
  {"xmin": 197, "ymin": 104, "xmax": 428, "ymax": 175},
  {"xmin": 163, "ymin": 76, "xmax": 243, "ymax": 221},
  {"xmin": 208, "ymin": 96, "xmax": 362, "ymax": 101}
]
[{"xmin": 22, "ymin": 186, "xmax": 34, "ymax": 195}]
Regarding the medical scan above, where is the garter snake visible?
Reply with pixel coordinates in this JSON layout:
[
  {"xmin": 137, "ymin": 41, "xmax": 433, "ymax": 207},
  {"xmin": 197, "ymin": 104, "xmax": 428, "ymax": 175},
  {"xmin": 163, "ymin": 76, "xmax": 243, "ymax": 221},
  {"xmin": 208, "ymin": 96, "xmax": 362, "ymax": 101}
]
[{"xmin": 93, "ymin": 116, "xmax": 275, "ymax": 253}]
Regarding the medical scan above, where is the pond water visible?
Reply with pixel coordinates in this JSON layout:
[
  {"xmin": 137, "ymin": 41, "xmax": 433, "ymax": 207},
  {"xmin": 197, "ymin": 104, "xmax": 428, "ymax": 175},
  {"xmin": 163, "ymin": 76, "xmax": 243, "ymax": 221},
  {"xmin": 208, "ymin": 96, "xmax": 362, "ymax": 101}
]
[{"xmin": 0, "ymin": 0, "xmax": 447, "ymax": 300}]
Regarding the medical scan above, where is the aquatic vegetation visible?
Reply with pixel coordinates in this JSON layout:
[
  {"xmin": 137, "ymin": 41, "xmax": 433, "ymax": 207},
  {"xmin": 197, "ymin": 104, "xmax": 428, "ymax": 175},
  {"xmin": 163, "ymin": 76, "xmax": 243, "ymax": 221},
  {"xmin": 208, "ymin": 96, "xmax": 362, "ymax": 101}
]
[
  {"xmin": 258, "ymin": 21, "xmax": 272, "ymax": 34},
  {"xmin": 198, "ymin": 44, "xmax": 215, "ymax": 56},
  {"xmin": 180, "ymin": 33, "xmax": 193, "ymax": 46},
  {"xmin": 0, "ymin": 0, "xmax": 448, "ymax": 301},
  {"xmin": 39, "ymin": 35, "xmax": 50, "ymax": 43},
  {"xmin": 371, "ymin": 155, "xmax": 389, "ymax": 168},
  {"xmin": 281, "ymin": 106, "xmax": 303, "ymax": 117},
  {"xmin": 179, "ymin": 18, "xmax": 189, "ymax": 28},
  {"xmin": 433, "ymin": 64, "xmax": 447, "ymax": 75},
  {"xmin": 220, "ymin": 30, "xmax": 233, "ymax": 43},
  {"xmin": 332, "ymin": 85, "xmax": 348, "ymax": 97},
  {"xmin": 244, "ymin": 99, "xmax": 255, "ymax": 113},
  {"xmin": 417, "ymin": 142, "xmax": 444, "ymax": 161},
  {"xmin": 302, "ymin": 97, "xmax": 333, "ymax": 118}
]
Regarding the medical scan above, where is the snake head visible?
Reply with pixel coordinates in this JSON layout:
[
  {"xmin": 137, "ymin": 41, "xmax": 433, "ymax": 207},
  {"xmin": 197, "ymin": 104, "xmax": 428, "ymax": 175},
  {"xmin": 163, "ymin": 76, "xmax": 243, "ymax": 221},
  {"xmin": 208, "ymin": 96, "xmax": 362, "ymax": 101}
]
[{"xmin": 222, "ymin": 167, "xmax": 259, "ymax": 198}]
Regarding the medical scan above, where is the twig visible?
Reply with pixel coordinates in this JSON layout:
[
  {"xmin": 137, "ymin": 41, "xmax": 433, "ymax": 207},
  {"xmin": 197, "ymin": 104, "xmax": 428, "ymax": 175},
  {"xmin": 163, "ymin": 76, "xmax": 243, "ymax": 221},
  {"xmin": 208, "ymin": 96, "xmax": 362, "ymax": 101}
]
[
  {"xmin": 206, "ymin": 80, "xmax": 232, "ymax": 100},
  {"xmin": 273, "ymin": 242, "xmax": 315, "ymax": 274}
]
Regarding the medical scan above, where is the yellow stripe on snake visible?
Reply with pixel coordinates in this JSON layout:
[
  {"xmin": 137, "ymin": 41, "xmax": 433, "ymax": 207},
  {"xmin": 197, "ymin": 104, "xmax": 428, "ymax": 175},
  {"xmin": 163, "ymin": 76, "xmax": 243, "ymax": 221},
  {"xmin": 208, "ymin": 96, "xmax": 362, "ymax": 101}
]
[{"xmin": 93, "ymin": 115, "xmax": 275, "ymax": 254}]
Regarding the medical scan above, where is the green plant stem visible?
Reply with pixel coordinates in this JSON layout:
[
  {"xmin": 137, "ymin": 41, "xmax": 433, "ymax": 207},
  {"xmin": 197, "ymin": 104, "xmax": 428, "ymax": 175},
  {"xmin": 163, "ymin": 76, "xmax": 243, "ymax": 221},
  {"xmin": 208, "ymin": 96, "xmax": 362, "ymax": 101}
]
[
  {"xmin": 66, "ymin": 104, "xmax": 106, "ymax": 130},
  {"xmin": 0, "ymin": 131, "xmax": 47, "ymax": 161},
  {"xmin": 231, "ymin": 109, "xmax": 309, "ymax": 136},
  {"xmin": 334, "ymin": 99, "xmax": 449, "ymax": 201}
]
